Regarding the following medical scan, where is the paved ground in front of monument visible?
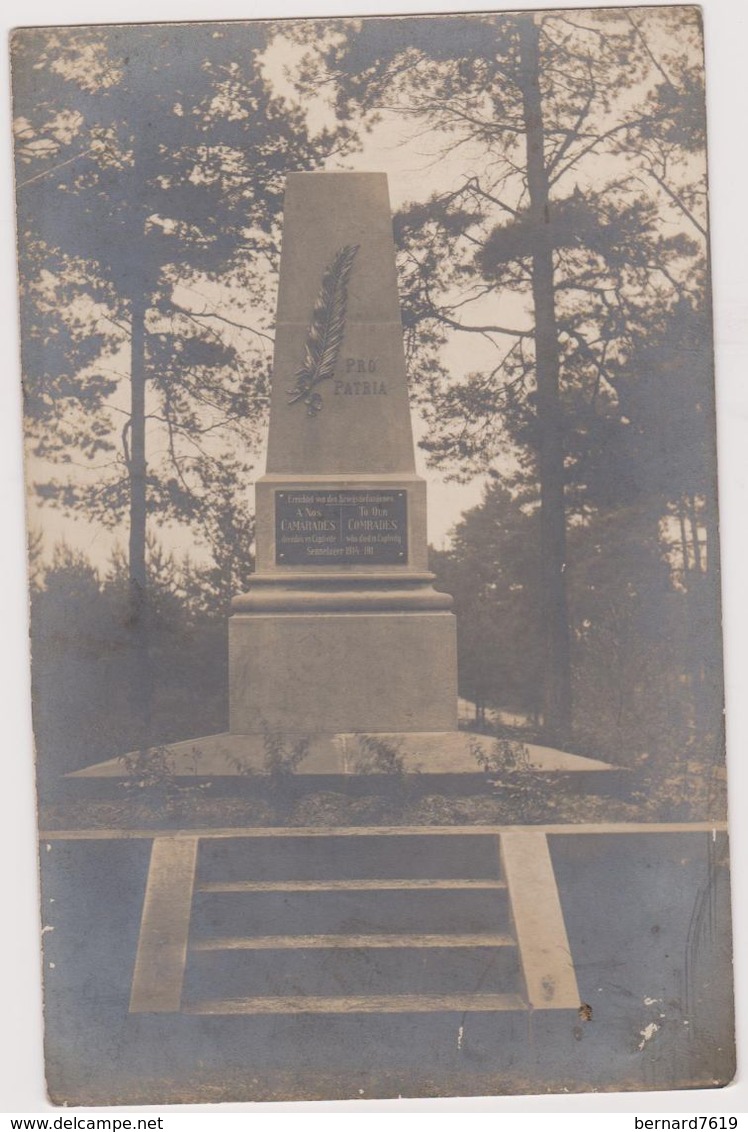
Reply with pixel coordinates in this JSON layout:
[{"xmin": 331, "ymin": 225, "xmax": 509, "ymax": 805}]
[{"xmin": 39, "ymin": 830, "xmax": 733, "ymax": 1104}]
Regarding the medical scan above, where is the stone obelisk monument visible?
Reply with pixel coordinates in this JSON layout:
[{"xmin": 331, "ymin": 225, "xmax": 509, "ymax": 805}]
[{"xmin": 229, "ymin": 172, "xmax": 457, "ymax": 735}]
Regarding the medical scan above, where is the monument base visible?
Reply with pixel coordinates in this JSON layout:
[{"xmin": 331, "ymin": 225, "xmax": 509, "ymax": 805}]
[
  {"xmin": 69, "ymin": 731, "xmax": 616, "ymax": 777},
  {"xmin": 229, "ymin": 606, "xmax": 457, "ymax": 734}
]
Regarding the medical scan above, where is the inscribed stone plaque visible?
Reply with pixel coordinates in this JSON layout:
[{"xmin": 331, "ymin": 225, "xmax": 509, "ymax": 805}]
[{"xmin": 275, "ymin": 489, "xmax": 408, "ymax": 564}]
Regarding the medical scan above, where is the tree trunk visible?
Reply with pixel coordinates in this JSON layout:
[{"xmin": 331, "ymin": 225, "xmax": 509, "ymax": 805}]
[
  {"xmin": 518, "ymin": 14, "xmax": 573, "ymax": 745},
  {"xmin": 124, "ymin": 116, "xmax": 154, "ymax": 753},
  {"xmin": 701, "ymin": 260, "xmax": 721, "ymax": 589}
]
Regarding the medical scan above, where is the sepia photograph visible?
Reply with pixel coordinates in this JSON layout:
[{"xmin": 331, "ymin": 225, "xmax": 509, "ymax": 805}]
[{"xmin": 4, "ymin": 1, "xmax": 741, "ymax": 1109}]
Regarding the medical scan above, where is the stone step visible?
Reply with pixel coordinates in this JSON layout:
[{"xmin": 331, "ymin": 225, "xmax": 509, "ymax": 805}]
[
  {"xmin": 189, "ymin": 887, "xmax": 511, "ymax": 942},
  {"xmin": 182, "ymin": 943, "xmax": 521, "ymax": 1002},
  {"xmin": 196, "ymin": 834, "xmax": 503, "ymax": 885},
  {"xmin": 183, "ymin": 993, "xmax": 527, "ymax": 1015},
  {"xmin": 196, "ymin": 878, "xmax": 506, "ymax": 893}
]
